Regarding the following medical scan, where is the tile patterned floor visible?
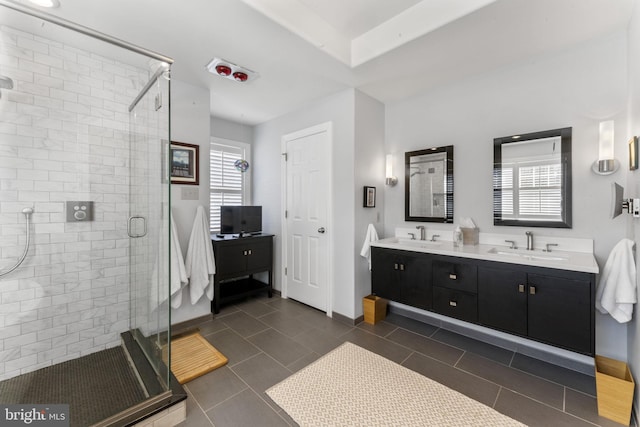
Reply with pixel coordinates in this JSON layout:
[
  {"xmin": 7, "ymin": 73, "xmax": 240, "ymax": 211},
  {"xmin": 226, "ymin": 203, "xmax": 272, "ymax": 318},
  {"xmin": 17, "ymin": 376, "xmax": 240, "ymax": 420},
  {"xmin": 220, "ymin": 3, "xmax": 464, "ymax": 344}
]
[{"xmin": 177, "ymin": 295, "xmax": 631, "ymax": 427}]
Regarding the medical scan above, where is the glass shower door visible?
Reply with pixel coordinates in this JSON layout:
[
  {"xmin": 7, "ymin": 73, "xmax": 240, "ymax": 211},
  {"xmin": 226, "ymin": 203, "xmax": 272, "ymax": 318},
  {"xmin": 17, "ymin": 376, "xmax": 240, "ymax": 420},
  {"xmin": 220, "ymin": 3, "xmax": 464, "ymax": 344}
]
[{"xmin": 128, "ymin": 65, "xmax": 171, "ymax": 388}]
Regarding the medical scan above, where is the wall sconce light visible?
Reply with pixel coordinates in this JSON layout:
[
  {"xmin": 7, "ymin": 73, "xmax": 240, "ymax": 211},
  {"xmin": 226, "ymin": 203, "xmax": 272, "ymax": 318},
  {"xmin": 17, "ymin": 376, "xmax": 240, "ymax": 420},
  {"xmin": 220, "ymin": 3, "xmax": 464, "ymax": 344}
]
[
  {"xmin": 385, "ymin": 154, "xmax": 397, "ymax": 186},
  {"xmin": 592, "ymin": 120, "xmax": 619, "ymax": 175}
]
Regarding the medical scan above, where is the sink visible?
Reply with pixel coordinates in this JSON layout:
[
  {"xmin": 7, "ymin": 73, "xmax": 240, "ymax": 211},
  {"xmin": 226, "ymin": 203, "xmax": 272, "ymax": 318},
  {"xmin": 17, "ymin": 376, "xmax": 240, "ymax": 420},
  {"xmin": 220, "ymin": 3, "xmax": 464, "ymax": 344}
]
[{"xmin": 487, "ymin": 247, "xmax": 568, "ymax": 262}]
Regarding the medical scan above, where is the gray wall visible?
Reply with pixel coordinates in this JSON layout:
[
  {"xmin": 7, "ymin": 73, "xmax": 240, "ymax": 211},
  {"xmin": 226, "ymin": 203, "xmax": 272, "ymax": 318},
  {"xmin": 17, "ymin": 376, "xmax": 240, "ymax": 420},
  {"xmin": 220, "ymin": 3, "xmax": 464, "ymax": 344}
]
[
  {"xmin": 384, "ymin": 31, "xmax": 630, "ymax": 360},
  {"xmin": 170, "ymin": 80, "xmax": 212, "ymax": 324},
  {"xmin": 627, "ymin": 0, "xmax": 640, "ymax": 418}
]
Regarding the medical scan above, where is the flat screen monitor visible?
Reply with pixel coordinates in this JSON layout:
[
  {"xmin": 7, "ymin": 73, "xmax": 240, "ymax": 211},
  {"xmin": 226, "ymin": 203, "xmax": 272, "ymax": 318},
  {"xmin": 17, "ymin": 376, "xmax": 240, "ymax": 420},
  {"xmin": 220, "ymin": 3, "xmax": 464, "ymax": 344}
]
[{"xmin": 220, "ymin": 206, "xmax": 262, "ymax": 235}]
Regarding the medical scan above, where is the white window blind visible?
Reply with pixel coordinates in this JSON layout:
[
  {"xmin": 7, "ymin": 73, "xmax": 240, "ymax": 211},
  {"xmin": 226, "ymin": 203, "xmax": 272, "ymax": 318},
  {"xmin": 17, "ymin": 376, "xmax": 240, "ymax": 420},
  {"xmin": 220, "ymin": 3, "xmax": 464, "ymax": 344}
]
[
  {"xmin": 500, "ymin": 162, "xmax": 561, "ymax": 221},
  {"xmin": 210, "ymin": 142, "xmax": 246, "ymax": 231}
]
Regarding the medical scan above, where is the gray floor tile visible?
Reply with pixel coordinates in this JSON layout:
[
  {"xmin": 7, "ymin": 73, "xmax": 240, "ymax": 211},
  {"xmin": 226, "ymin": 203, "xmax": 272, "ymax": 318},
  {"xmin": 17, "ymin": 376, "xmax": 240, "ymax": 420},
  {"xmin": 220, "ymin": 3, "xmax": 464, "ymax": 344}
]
[
  {"xmin": 258, "ymin": 310, "xmax": 315, "ymax": 338},
  {"xmin": 297, "ymin": 308, "xmax": 355, "ymax": 337},
  {"xmin": 184, "ymin": 366, "xmax": 247, "ymax": 412},
  {"xmin": 384, "ymin": 312, "xmax": 439, "ymax": 337},
  {"xmin": 339, "ymin": 328, "xmax": 413, "ymax": 364},
  {"xmin": 195, "ymin": 319, "xmax": 228, "ymax": 336},
  {"xmin": 431, "ymin": 328, "xmax": 514, "ymax": 365},
  {"xmin": 231, "ymin": 352, "xmax": 292, "ymax": 393},
  {"xmin": 386, "ymin": 327, "xmax": 464, "ymax": 366},
  {"xmin": 221, "ymin": 311, "xmax": 270, "ymax": 337},
  {"xmin": 292, "ymin": 326, "xmax": 345, "ymax": 355},
  {"xmin": 247, "ymin": 328, "xmax": 312, "ymax": 366},
  {"xmin": 203, "ymin": 328, "xmax": 261, "ymax": 366},
  {"xmin": 402, "ymin": 352, "xmax": 500, "ymax": 407},
  {"xmin": 237, "ymin": 297, "xmax": 278, "ymax": 317},
  {"xmin": 565, "ymin": 388, "xmax": 630, "ymax": 427},
  {"xmin": 356, "ymin": 319, "xmax": 399, "ymax": 338},
  {"xmin": 206, "ymin": 389, "xmax": 290, "ymax": 427},
  {"xmin": 511, "ymin": 353, "xmax": 596, "ymax": 396},
  {"xmin": 286, "ymin": 351, "xmax": 321, "ymax": 372},
  {"xmin": 265, "ymin": 298, "xmax": 311, "ymax": 317},
  {"xmin": 177, "ymin": 392, "xmax": 214, "ymax": 427},
  {"xmin": 495, "ymin": 388, "xmax": 594, "ymax": 427},
  {"xmin": 458, "ymin": 352, "xmax": 565, "ymax": 410}
]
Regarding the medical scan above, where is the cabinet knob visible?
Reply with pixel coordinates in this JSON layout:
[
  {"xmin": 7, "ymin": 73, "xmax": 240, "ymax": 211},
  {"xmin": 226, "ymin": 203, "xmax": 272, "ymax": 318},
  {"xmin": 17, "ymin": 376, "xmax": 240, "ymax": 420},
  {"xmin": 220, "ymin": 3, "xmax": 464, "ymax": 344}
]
[
  {"xmin": 449, "ymin": 273, "xmax": 457, "ymax": 280},
  {"xmin": 449, "ymin": 301, "xmax": 457, "ymax": 307},
  {"xmin": 518, "ymin": 284, "xmax": 525, "ymax": 293},
  {"xmin": 399, "ymin": 264, "xmax": 405, "ymax": 271},
  {"xmin": 248, "ymin": 249, "xmax": 252, "ymax": 255},
  {"xmin": 529, "ymin": 286, "xmax": 536, "ymax": 295},
  {"xmin": 394, "ymin": 263, "xmax": 398, "ymax": 270}
]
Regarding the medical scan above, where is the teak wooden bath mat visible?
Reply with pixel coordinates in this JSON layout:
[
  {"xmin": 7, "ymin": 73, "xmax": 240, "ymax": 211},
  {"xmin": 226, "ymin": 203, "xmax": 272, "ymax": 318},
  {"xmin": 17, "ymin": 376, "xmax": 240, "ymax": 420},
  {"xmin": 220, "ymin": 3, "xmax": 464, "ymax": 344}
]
[{"xmin": 162, "ymin": 332, "xmax": 228, "ymax": 384}]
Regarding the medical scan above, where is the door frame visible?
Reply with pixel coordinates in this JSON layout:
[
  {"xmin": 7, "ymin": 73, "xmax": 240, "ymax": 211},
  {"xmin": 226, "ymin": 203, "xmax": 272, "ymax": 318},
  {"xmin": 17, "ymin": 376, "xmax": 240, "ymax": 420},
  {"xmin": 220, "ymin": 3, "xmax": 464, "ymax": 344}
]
[{"xmin": 281, "ymin": 122, "xmax": 333, "ymax": 316}]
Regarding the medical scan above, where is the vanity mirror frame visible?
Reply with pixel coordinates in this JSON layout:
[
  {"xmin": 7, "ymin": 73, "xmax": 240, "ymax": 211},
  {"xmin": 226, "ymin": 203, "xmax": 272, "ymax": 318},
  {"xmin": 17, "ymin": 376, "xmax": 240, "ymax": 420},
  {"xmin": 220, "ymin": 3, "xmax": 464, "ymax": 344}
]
[
  {"xmin": 405, "ymin": 145, "xmax": 454, "ymax": 223},
  {"xmin": 493, "ymin": 127, "xmax": 572, "ymax": 228}
]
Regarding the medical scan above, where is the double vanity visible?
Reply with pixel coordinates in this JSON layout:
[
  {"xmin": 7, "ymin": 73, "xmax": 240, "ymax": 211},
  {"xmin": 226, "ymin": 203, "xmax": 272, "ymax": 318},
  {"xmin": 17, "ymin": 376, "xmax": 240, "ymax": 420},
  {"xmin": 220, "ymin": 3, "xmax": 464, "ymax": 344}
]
[{"xmin": 370, "ymin": 235, "xmax": 598, "ymax": 356}]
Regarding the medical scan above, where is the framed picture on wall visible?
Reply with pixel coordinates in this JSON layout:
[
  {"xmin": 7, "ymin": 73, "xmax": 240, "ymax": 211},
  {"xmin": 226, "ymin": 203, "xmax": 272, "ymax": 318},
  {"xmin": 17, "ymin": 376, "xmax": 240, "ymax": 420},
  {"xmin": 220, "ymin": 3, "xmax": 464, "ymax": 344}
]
[
  {"xmin": 170, "ymin": 141, "xmax": 199, "ymax": 185},
  {"xmin": 363, "ymin": 186, "xmax": 376, "ymax": 208}
]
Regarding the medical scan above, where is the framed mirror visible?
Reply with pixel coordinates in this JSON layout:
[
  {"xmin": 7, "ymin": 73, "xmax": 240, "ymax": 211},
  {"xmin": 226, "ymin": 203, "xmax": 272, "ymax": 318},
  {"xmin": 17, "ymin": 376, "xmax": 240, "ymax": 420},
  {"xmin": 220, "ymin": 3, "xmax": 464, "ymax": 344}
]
[
  {"xmin": 405, "ymin": 146, "xmax": 454, "ymax": 223},
  {"xmin": 493, "ymin": 127, "xmax": 572, "ymax": 228}
]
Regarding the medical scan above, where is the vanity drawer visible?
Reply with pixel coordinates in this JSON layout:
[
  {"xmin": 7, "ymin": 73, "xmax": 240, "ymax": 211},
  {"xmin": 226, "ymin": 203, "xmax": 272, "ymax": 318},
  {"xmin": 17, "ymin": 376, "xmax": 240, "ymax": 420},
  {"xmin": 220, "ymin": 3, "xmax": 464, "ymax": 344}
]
[
  {"xmin": 433, "ymin": 286, "xmax": 478, "ymax": 323},
  {"xmin": 433, "ymin": 259, "xmax": 478, "ymax": 293}
]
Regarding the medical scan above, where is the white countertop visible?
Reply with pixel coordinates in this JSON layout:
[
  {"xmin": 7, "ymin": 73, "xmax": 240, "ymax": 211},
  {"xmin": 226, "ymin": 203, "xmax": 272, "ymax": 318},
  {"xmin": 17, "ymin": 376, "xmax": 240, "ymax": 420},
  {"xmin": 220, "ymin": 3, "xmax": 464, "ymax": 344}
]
[{"xmin": 371, "ymin": 237, "xmax": 599, "ymax": 274}]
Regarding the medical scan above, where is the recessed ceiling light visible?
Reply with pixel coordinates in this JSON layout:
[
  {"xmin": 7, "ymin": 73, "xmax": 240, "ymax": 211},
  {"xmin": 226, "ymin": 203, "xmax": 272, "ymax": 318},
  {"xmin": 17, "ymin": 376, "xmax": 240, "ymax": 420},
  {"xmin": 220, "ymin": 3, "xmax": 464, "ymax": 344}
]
[{"xmin": 27, "ymin": 0, "xmax": 60, "ymax": 8}]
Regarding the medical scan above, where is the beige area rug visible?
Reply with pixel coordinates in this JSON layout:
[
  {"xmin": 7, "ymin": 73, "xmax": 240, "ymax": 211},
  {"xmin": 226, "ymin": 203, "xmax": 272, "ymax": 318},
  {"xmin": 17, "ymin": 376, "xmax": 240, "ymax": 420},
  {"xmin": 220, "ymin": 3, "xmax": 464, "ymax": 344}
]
[
  {"xmin": 267, "ymin": 342, "xmax": 526, "ymax": 427},
  {"xmin": 162, "ymin": 332, "xmax": 228, "ymax": 384}
]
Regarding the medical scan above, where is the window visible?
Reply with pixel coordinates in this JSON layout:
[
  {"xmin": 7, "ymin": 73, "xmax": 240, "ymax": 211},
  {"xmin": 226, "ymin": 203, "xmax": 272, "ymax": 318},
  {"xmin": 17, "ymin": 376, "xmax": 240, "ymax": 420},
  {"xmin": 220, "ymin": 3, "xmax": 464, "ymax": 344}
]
[
  {"xmin": 499, "ymin": 160, "xmax": 562, "ymax": 221},
  {"xmin": 209, "ymin": 138, "xmax": 251, "ymax": 231}
]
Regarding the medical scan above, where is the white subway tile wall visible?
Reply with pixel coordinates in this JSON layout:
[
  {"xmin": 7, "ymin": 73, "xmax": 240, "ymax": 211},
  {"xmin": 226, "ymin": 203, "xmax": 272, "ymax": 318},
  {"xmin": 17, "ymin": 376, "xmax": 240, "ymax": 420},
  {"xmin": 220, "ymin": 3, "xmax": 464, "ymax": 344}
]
[{"xmin": 0, "ymin": 24, "xmax": 151, "ymax": 380}]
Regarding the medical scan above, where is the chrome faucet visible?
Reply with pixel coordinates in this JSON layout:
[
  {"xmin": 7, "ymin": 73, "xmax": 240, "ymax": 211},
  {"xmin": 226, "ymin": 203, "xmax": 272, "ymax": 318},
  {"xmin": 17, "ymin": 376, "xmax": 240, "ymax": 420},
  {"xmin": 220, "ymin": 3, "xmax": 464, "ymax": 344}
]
[
  {"xmin": 408, "ymin": 232, "xmax": 416, "ymax": 240},
  {"xmin": 416, "ymin": 225, "xmax": 426, "ymax": 240},
  {"xmin": 525, "ymin": 231, "xmax": 534, "ymax": 250},
  {"xmin": 431, "ymin": 234, "xmax": 440, "ymax": 242}
]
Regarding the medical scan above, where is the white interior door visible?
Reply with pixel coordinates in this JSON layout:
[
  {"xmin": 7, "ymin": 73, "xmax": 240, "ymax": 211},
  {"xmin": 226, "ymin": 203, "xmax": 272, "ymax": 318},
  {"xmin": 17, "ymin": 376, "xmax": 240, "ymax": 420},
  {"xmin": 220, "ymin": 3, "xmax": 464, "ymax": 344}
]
[{"xmin": 283, "ymin": 124, "xmax": 330, "ymax": 312}]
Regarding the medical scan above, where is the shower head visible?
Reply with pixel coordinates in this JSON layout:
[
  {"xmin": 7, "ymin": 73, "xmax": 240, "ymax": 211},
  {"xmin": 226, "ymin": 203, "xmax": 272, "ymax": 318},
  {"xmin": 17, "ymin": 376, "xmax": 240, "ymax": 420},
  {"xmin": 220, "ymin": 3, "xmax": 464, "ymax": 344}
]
[{"xmin": 0, "ymin": 75, "xmax": 14, "ymax": 90}]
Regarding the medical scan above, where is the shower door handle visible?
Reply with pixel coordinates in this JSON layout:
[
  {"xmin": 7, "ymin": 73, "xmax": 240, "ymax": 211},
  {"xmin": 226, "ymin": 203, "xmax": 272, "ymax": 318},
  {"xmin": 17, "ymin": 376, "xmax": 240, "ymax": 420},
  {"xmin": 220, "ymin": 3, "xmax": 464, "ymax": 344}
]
[{"xmin": 128, "ymin": 216, "xmax": 147, "ymax": 238}]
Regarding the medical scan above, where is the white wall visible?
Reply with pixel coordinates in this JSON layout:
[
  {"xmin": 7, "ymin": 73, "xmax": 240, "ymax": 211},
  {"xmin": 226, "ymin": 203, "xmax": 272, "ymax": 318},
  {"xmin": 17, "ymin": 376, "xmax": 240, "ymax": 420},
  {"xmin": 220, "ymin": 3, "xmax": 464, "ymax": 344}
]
[
  {"xmin": 385, "ymin": 32, "xmax": 630, "ymax": 359},
  {"xmin": 211, "ymin": 116, "xmax": 254, "ymax": 144},
  {"xmin": 169, "ymin": 80, "xmax": 212, "ymax": 324},
  {"xmin": 353, "ymin": 91, "xmax": 385, "ymax": 318},
  {"xmin": 253, "ymin": 89, "xmax": 358, "ymax": 318},
  {"xmin": 627, "ymin": 0, "xmax": 640, "ymax": 417}
]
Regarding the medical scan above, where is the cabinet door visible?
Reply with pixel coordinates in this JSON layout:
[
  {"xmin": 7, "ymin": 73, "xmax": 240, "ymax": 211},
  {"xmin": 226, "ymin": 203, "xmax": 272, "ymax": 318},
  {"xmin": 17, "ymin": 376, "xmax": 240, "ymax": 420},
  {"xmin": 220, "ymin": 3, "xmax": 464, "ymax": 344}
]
[
  {"xmin": 527, "ymin": 273, "xmax": 592, "ymax": 354},
  {"xmin": 371, "ymin": 248, "xmax": 401, "ymax": 301},
  {"xmin": 478, "ymin": 266, "xmax": 527, "ymax": 336},
  {"xmin": 214, "ymin": 242, "xmax": 248, "ymax": 277},
  {"xmin": 399, "ymin": 252, "xmax": 432, "ymax": 310},
  {"xmin": 246, "ymin": 238, "xmax": 272, "ymax": 271}
]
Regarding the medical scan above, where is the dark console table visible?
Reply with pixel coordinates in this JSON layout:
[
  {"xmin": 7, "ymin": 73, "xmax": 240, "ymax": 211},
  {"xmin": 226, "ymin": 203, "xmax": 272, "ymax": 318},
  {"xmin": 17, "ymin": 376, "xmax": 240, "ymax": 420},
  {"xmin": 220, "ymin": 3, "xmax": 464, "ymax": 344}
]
[{"xmin": 211, "ymin": 234, "xmax": 274, "ymax": 314}]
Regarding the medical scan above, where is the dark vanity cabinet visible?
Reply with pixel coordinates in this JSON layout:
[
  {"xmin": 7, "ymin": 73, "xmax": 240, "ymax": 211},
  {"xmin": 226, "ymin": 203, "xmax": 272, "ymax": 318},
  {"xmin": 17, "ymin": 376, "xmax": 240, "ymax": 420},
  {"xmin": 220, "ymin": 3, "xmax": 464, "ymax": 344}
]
[
  {"xmin": 211, "ymin": 234, "xmax": 274, "ymax": 314},
  {"xmin": 371, "ymin": 248, "xmax": 432, "ymax": 310},
  {"xmin": 371, "ymin": 247, "xmax": 595, "ymax": 356}
]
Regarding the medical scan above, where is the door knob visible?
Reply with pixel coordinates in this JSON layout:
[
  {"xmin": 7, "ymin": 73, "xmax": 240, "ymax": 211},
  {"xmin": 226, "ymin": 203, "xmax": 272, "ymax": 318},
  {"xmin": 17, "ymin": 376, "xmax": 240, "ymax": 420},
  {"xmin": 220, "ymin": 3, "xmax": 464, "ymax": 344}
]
[{"xmin": 318, "ymin": 227, "xmax": 325, "ymax": 234}]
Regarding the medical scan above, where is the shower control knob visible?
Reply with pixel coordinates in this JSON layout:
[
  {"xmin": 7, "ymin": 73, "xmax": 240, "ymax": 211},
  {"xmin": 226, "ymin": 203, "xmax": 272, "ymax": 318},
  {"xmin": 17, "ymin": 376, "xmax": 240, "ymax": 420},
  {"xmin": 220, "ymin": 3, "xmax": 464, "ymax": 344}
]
[{"xmin": 74, "ymin": 210, "xmax": 87, "ymax": 220}]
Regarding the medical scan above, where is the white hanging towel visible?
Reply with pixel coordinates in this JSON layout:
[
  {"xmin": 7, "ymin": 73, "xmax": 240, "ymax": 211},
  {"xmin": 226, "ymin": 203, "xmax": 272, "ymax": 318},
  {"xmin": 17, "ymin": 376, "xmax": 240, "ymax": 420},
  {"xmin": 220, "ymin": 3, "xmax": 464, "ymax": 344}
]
[
  {"xmin": 185, "ymin": 206, "xmax": 216, "ymax": 304},
  {"xmin": 360, "ymin": 223, "xmax": 380, "ymax": 271},
  {"xmin": 152, "ymin": 214, "xmax": 188, "ymax": 309},
  {"xmin": 596, "ymin": 238, "xmax": 637, "ymax": 323}
]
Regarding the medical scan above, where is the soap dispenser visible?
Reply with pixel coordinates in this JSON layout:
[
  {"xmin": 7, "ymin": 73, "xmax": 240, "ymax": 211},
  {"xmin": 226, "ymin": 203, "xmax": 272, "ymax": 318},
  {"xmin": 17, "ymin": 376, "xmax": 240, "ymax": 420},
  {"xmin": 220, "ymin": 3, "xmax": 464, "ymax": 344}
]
[{"xmin": 453, "ymin": 227, "xmax": 462, "ymax": 247}]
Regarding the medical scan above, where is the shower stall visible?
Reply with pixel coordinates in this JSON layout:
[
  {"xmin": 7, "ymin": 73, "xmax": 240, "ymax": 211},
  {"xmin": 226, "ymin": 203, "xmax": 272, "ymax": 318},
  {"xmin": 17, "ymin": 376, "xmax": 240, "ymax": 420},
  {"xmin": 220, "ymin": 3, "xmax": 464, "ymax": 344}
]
[{"xmin": 0, "ymin": 2, "xmax": 180, "ymax": 425}]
